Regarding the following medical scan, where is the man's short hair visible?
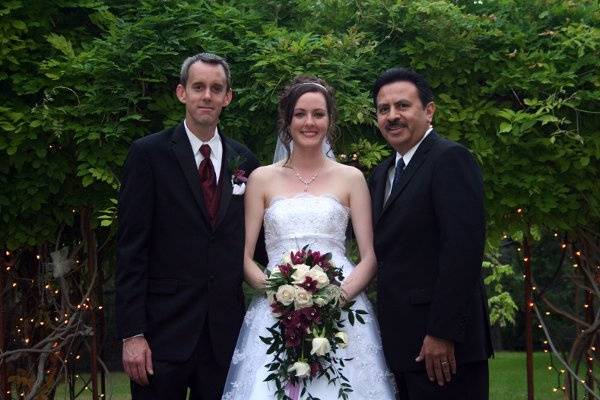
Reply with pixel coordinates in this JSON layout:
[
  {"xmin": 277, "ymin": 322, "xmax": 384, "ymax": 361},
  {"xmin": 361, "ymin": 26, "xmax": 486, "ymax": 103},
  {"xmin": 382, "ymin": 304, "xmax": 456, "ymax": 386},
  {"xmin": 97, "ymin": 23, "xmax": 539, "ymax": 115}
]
[
  {"xmin": 372, "ymin": 67, "xmax": 434, "ymax": 108},
  {"xmin": 179, "ymin": 53, "xmax": 231, "ymax": 89}
]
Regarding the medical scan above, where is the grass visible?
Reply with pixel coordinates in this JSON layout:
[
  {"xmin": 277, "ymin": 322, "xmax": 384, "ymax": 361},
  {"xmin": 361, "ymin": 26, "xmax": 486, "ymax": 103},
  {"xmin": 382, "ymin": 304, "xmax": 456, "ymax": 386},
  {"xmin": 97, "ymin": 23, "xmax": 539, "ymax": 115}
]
[
  {"xmin": 52, "ymin": 352, "xmax": 564, "ymax": 399},
  {"xmin": 490, "ymin": 351, "xmax": 563, "ymax": 400}
]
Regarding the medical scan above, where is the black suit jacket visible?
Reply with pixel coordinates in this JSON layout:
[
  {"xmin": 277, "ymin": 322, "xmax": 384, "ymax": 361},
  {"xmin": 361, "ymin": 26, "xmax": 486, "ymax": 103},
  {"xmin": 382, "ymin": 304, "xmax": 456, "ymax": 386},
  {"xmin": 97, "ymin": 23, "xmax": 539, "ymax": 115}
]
[
  {"xmin": 116, "ymin": 123, "xmax": 262, "ymax": 366},
  {"xmin": 370, "ymin": 130, "xmax": 493, "ymax": 372}
]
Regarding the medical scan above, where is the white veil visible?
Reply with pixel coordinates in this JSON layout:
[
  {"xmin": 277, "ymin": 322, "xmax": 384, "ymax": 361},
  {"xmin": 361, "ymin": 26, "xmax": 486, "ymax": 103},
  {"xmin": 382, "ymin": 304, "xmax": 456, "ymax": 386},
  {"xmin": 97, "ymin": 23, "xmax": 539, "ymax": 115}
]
[{"xmin": 272, "ymin": 136, "xmax": 335, "ymax": 163}]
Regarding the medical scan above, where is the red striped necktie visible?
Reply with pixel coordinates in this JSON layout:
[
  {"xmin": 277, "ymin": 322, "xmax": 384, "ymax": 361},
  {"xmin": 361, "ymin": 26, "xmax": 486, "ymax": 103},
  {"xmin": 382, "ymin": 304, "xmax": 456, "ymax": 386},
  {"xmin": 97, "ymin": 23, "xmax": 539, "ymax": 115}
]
[{"xmin": 199, "ymin": 144, "xmax": 219, "ymax": 225}]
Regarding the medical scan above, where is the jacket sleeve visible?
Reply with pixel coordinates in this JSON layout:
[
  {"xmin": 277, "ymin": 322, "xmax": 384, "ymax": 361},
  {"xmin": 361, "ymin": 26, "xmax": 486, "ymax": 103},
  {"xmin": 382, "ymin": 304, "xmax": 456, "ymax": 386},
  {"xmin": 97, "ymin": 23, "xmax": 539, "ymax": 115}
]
[
  {"xmin": 426, "ymin": 145, "xmax": 485, "ymax": 343},
  {"xmin": 115, "ymin": 140, "xmax": 154, "ymax": 339}
]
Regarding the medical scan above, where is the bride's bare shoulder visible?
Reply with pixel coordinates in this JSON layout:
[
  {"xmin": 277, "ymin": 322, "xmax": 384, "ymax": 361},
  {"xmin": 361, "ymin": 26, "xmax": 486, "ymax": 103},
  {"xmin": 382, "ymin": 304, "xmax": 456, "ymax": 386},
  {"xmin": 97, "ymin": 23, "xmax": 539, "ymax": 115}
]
[
  {"xmin": 327, "ymin": 160, "xmax": 365, "ymax": 182},
  {"xmin": 248, "ymin": 163, "xmax": 285, "ymax": 183}
]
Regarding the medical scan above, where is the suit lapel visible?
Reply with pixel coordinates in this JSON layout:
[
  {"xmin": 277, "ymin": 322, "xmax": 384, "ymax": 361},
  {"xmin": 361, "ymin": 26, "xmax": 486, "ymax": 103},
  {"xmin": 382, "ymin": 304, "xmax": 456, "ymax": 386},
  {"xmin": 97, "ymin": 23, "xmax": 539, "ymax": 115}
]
[
  {"xmin": 214, "ymin": 133, "xmax": 234, "ymax": 228},
  {"xmin": 377, "ymin": 131, "xmax": 438, "ymax": 223},
  {"xmin": 170, "ymin": 123, "xmax": 211, "ymax": 225},
  {"xmin": 372, "ymin": 155, "xmax": 395, "ymax": 223}
]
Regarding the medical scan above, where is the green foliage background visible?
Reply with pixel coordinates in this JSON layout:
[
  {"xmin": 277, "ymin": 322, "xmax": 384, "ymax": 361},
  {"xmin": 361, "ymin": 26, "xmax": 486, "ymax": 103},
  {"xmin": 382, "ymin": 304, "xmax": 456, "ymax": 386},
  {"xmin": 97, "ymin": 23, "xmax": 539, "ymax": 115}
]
[{"xmin": 1, "ymin": 0, "xmax": 599, "ymax": 252}]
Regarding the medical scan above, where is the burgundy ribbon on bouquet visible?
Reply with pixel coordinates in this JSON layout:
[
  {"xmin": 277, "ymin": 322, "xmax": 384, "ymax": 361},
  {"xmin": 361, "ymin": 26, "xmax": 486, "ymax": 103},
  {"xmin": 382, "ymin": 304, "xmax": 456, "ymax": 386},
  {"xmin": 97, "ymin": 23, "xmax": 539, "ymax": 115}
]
[{"xmin": 286, "ymin": 382, "xmax": 300, "ymax": 400}]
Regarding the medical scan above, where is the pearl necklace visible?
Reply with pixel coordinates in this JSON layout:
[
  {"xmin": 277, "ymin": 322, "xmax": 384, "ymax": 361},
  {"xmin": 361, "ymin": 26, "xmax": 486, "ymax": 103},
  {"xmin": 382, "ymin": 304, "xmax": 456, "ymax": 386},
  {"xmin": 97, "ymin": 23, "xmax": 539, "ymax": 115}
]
[{"xmin": 291, "ymin": 162, "xmax": 324, "ymax": 192}]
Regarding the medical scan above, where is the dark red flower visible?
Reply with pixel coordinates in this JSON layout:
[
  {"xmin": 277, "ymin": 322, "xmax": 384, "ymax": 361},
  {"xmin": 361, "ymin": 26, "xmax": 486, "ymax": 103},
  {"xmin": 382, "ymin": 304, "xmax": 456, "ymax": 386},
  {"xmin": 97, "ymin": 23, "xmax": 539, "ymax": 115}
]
[
  {"xmin": 232, "ymin": 169, "xmax": 248, "ymax": 184},
  {"xmin": 300, "ymin": 306, "xmax": 321, "ymax": 324},
  {"xmin": 284, "ymin": 327, "xmax": 302, "ymax": 347},
  {"xmin": 278, "ymin": 263, "xmax": 293, "ymax": 277},
  {"xmin": 270, "ymin": 301, "xmax": 288, "ymax": 316},
  {"xmin": 308, "ymin": 250, "xmax": 321, "ymax": 265},
  {"xmin": 310, "ymin": 361, "xmax": 321, "ymax": 377},
  {"xmin": 298, "ymin": 276, "xmax": 318, "ymax": 293},
  {"xmin": 291, "ymin": 250, "xmax": 306, "ymax": 265}
]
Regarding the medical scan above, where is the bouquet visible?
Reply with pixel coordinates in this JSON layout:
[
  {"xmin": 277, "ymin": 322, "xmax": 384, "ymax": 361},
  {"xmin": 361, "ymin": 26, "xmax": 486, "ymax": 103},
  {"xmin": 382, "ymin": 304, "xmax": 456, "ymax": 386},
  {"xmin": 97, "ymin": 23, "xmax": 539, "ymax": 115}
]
[{"xmin": 261, "ymin": 245, "xmax": 368, "ymax": 400}]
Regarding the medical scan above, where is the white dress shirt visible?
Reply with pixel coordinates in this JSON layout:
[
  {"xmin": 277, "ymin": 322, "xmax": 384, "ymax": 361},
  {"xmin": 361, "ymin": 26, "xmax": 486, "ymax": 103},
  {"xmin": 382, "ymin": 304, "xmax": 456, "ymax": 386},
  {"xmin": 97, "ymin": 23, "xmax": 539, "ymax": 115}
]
[
  {"xmin": 384, "ymin": 126, "xmax": 433, "ymax": 202},
  {"xmin": 184, "ymin": 120, "xmax": 223, "ymax": 183}
]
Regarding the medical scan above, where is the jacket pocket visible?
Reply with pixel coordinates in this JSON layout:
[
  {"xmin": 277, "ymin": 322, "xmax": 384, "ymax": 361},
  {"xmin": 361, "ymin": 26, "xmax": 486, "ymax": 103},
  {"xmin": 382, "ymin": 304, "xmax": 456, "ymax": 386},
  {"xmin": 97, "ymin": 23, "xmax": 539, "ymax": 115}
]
[
  {"xmin": 409, "ymin": 287, "xmax": 433, "ymax": 305},
  {"xmin": 147, "ymin": 278, "xmax": 178, "ymax": 294}
]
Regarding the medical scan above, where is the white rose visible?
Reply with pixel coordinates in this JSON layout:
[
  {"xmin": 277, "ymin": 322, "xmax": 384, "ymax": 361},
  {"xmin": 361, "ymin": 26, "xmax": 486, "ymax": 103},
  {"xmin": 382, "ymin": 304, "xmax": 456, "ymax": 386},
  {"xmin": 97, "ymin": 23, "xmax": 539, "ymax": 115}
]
[
  {"xmin": 275, "ymin": 285, "xmax": 295, "ymax": 306},
  {"xmin": 293, "ymin": 287, "xmax": 313, "ymax": 309},
  {"xmin": 335, "ymin": 331, "xmax": 349, "ymax": 349},
  {"xmin": 310, "ymin": 337, "xmax": 331, "ymax": 356},
  {"xmin": 291, "ymin": 264, "xmax": 310, "ymax": 284},
  {"xmin": 307, "ymin": 266, "xmax": 329, "ymax": 288},
  {"xmin": 287, "ymin": 361, "xmax": 310, "ymax": 378}
]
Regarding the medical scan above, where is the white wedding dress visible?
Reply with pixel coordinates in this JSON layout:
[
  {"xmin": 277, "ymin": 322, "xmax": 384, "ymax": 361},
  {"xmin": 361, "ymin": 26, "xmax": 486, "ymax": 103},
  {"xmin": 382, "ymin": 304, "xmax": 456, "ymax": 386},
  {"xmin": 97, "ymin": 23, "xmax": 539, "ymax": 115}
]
[{"xmin": 222, "ymin": 194, "xmax": 396, "ymax": 399}]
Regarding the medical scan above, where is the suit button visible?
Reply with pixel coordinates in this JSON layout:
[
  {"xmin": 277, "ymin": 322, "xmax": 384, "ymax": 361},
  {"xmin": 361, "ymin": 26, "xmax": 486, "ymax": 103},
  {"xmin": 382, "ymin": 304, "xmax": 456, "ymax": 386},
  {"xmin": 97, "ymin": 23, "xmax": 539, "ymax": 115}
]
[{"xmin": 209, "ymin": 275, "xmax": 215, "ymax": 282}]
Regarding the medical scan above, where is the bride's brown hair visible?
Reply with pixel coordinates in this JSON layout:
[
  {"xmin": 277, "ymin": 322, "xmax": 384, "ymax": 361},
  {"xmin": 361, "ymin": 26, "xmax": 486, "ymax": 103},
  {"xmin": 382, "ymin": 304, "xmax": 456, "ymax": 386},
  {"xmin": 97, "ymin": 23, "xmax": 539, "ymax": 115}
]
[{"xmin": 277, "ymin": 76, "xmax": 338, "ymax": 164}]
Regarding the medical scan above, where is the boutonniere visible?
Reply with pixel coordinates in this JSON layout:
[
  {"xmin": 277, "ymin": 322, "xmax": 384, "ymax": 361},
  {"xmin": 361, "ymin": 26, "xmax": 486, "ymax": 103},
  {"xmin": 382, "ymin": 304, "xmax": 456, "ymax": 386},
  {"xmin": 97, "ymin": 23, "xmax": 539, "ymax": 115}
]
[{"xmin": 229, "ymin": 155, "xmax": 248, "ymax": 195}]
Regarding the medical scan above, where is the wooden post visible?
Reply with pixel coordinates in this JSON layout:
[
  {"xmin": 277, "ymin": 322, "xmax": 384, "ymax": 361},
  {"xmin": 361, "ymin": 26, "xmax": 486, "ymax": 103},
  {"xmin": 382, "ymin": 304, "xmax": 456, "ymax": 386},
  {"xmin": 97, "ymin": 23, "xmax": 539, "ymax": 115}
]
[
  {"xmin": 585, "ymin": 289, "xmax": 594, "ymax": 393},
  {"xmin": 0, "ymin": 252, "xmax": 8, "ymax": 399},
  {"xmin": 523, "ymin": 237, "xmax": 535, "ymax": 400},
  {"xmin": 81, "ymin": 208, "xmax": 99, "ymax": 400},
  {"xmin": 578, "ymin": 242, "xmax": 594, "ymax": 394},
  {"xmin": 96, "ymin": 254, "xmax": 106, "ymax": 399}
]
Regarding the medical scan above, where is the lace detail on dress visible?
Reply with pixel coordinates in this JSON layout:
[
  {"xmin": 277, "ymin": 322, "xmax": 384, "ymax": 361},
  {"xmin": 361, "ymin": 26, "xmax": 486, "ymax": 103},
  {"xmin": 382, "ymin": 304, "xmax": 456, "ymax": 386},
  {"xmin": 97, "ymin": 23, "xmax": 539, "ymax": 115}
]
[
  {"xmin": 222, "ymin": 195, "xmax": 396, "ymax": 399},
  {"xmin": 264, "ymin": 193, "xmax": 349, "ymax": 271}
]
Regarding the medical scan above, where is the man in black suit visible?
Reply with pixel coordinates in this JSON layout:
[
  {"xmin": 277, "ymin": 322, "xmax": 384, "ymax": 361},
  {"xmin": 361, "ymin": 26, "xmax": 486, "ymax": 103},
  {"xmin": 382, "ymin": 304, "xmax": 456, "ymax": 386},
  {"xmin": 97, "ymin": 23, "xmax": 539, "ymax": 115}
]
[
  {"xmin": 116, "ymin": 53, "xmax": 262, "ymax": 399},
  {"xmin": 369, "ymin": 68, "xmax": 493, "ymax": 399}
]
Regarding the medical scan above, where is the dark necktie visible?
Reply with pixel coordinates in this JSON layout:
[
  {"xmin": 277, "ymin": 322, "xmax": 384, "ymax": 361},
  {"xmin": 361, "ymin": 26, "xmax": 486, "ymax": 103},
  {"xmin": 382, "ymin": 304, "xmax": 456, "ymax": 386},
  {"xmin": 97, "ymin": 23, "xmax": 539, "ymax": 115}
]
[
  {"xmin": 392, "ymin": 157, "xmax": 405, "ymax": 191},
  {"xmin": 199, "ymin": 144, "xmax": 218, "ymax": 225},
  {"xmin": 385, "ymin": 157, "xmax": 405, "ymax": 205}
]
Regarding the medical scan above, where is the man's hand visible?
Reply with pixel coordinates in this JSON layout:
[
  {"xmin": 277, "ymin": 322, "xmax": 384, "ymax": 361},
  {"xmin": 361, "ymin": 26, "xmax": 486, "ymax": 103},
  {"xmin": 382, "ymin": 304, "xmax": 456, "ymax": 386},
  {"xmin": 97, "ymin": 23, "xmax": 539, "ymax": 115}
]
[
  {"xmin": 415, "ymin": 335, "xmax": 456, "ymax": 386},
  {"xmin": 123, "ymin": 336, "xmax": 153, "ymax": 386}
]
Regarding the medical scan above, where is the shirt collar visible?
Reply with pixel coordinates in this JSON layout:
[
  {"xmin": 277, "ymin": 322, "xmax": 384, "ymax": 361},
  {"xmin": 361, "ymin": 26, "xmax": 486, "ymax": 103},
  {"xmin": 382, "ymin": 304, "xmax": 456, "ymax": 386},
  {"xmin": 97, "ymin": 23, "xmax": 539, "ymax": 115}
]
[
  {"xmin": 396, "ymin": 126, "xmax": 433, "ymax": 167},
  {"xmin": 183, "ymin": 119, "xmax": 222, "ymax": 159}
]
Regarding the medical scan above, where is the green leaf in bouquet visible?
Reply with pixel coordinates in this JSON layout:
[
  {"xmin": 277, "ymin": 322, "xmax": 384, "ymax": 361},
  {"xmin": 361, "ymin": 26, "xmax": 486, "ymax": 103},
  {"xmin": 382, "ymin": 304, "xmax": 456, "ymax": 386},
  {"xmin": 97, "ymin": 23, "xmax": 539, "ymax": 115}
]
[
  {"xmin": 323, "ymin": 252, "xmax": 332, "ymax": 261},
  {"xmin": 264, "ymin": 373, "xmax": 278, "ymax": 382},
  {"xmin": 267, "ymin": 362, "xmax": 280, "ymax": 371},
  {"xmin": 347, "ymin": 311, "xmax": 355, "ymax": 326},
  {"xmin": 355, "ymin": 314, "xmax": 365, "ymax": 324},
  {"xmin": 267, "ymin": 343, "xmax": 279, "ymax": 354},
  {"xmin": 259, "ymin": 336, "xmax": 273, "ymax": 344},
  {"xmin": 267, "ymin": 325, "xmax": 280, "ymax": 336}
]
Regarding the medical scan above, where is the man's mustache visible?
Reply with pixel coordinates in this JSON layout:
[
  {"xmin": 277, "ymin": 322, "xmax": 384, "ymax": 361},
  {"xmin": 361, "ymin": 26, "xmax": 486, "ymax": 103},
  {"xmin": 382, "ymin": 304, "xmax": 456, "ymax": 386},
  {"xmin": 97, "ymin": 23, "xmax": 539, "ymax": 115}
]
[{"xmin": 385, "ymin": 119, "xmax": 406, "ymax": 129}]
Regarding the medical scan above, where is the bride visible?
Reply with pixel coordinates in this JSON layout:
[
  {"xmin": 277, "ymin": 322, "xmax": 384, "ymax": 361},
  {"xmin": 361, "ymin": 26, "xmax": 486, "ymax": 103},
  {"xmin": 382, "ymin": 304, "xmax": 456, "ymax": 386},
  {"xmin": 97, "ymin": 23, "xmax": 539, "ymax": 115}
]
[{"xmin": 222, "ymin": 76, "xmax": 396, "ymax": 399}]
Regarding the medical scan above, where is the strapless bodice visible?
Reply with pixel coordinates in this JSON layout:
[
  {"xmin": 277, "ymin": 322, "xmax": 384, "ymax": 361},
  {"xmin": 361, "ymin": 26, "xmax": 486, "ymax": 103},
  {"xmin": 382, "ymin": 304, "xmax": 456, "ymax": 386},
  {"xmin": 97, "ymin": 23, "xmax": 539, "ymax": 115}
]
[{"xmin": 263, "ymin": 193, "xmax": 350, "ymax": 270}]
